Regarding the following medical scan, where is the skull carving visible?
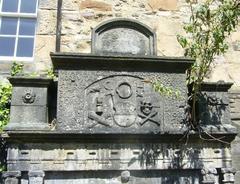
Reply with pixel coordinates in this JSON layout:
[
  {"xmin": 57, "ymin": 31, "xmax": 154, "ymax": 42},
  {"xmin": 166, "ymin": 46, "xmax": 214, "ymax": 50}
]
[{"xmin": 140, "ymin": 98, "xmax": 153, "ymax": 115}]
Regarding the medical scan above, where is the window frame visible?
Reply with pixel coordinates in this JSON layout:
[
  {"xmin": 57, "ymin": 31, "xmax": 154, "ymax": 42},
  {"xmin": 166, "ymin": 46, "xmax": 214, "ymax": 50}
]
[{"xmin": 0, "ymin": 0, "xmax": 38, "ymax": 62}]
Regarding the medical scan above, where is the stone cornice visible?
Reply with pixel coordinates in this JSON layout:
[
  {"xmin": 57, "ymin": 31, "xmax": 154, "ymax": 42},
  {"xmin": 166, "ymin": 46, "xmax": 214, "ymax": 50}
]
[{"xmin": 51, "ymin": 52, "xmax": 194, "ymax": 73}]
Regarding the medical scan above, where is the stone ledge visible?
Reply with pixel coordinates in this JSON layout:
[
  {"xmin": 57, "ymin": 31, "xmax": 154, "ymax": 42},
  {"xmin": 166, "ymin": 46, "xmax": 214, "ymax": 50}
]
[
  {"xmin": 3, "ymin": 130, "xmax": 237, "ymax": 143},
  {"xmin": 51, "ymin": 52, "xmax": 194, "ymax": 72},
  {"xmin": 8, "ymin": 77, "xmax": 53, "ymax": 87}
]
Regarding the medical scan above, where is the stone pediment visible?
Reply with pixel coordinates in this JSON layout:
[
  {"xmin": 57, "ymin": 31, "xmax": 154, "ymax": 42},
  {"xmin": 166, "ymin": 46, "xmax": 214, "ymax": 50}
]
[{"xmin": 92, "ymin": 18, "xmax": 157, "ymax": 56}]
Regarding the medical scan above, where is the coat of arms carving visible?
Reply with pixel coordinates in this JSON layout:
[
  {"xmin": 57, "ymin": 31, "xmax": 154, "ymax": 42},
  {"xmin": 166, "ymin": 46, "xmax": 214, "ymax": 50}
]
[{"xmin": 84, "ymin": 76, "xmax": 162, "ymax": 129}]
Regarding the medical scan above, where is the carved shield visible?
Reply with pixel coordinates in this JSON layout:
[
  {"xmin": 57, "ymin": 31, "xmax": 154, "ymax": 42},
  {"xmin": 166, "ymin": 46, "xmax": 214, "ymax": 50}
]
[{"xmin": 113, "ymin": 102, "xmax": 137, "ymax": 127}]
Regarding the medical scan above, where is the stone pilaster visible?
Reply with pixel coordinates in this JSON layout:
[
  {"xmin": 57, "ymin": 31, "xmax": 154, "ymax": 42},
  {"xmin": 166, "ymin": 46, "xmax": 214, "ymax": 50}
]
[
  {"xmin": 2, "ymin": 171, "xmax": 21, "ymax": 184},
  {"xmin": 28, "ymin": 170, "xmax": 45, "ymax": 184},
  {"xmin": 5, "ymin": 77, "xmax": 53, "ymax": 131},
  {"xmin": 221, "ymin": 168, "xmax": 235, "ymax": 184},
  {"xmin": 201, "ymin": 168, "xmax": 219, "ymax": 184}
]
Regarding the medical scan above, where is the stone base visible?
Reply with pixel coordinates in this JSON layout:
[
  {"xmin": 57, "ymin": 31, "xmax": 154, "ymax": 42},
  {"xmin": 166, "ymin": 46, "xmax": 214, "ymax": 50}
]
[{"xmin": 5, "ymin": 123, "xmax": 50, "ymax": 131}]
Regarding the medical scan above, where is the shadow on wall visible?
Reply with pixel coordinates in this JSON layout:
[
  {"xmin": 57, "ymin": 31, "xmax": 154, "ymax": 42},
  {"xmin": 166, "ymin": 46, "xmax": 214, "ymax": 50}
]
[
  {"xmin": 198, "ymin": 92, "xmax": 227, "ymax": 126},
  {"xmin": 0, "ymin": 137, "xmax": 6, "ymax": 183},
  {"xmin": 128, "ymin": 144, "xmax": 203, "ymax": 169}
]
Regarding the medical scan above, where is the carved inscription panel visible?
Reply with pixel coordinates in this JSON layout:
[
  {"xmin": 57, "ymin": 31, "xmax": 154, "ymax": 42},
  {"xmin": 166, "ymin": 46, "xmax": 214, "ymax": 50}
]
[
  {"xmin": 92, "ymin": 19, "xmax": 156, "ymax": 55},
  {"xmin": 96, "ymin": 28, "xmax": 151, "ymax": 55},
  {"xmin": 84, "ymin": 76, "xmax": 162, "ymax": 130}
]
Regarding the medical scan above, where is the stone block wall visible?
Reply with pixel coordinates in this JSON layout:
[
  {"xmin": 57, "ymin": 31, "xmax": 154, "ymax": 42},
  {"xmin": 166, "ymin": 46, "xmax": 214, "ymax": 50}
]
[
  {"xmin": 59, "ymin": 0, "xmax": 240, "ymax": 89},
  {"xmin": 230, "ymin": 90, "xmax": 240, "ymax": 183},
  {"xmin": 0, "ymin": 0, "xmax": 239, "ymax": 88},
  {"xmin": 34, "ymin": 0, "xmax": 57, "ymax": 71}
]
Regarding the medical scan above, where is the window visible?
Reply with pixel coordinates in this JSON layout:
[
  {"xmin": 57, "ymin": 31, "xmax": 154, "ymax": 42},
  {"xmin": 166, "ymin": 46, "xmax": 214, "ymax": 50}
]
[{"xmin": 0, "ymin": 0, "xmax": 38, "ymax": 61}]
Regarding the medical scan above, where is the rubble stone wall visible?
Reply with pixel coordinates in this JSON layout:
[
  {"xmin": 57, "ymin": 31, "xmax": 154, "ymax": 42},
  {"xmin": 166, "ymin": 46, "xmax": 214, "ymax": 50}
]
[{"xmin": 0, "ymin": 0, "xmax": 240, "ymax": 87}]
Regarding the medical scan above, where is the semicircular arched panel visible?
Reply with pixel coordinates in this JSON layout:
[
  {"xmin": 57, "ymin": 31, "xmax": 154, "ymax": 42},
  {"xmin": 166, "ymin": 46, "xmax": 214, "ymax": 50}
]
[{"xmin": 92, "ymin": 18, "xmax": 157, "ymax": 56}]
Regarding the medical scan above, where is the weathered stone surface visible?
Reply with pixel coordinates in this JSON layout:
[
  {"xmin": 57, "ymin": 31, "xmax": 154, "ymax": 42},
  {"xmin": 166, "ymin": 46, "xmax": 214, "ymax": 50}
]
[
  {"xmin": 62, "ymin": 0, "xmax": 79, "ymax": 10},
  {"xmin": 61, "ymin": 35, "xmax": 91, "ymax": 53},
  {"xmin": 80, "ymin": 0, "xmax": 112, "ymax": 11},
  {"xmin": 37, "ymin": 10, "xmax": 57, "ymax": 35},
  {"xmin": 201, "ymin": 168, "xmax": 219, "ymax": 184},
  {"xmin": 233, "ymin": 41, "xmax": 240, "ymax": 51},
  {"xmin": 51, "ymin": 53, "xmax": 191, "ymax": 134},
  {"xmin": 96, "ymin": 28, "xmax": 152, "ymax": 55},
  {"xmin": 5, "ymin": 78, "xmax": 52, "ymax": 131},
  {"xmin": 148, "ymin": 0, "xmax": 178, "ymax": 11},
  {"xmin": 61, "ymin": 12, "xmax": 83, "ymax": 35},
  {"xmin": 208, "ymin": 63, "xmax": 240, "ymax": 87},
  {"xmin": 7, "ymin": 142, "xmax": 232, "ymax": 171},
  {"xmin": 40, "ymin": 170, "xmax": 200, "ymax": 183},
  {"xmin": 198, "ymin": 83, "xmax": 233, "ymax": 127},
  {"xmin": 230, "ymin": 90, "xmax": 240, "ymax": 184},
  {"xmin": 56, "ymin": 69, "xmax": 187, "ymax": 133},
  {"xmin": 39, "ymin": 0, "xmax": 57, "ymax": 10},
  {"xmin": 34, "ymin": 35, "xmax": 56, "ymax": 70},
  {"xmin": 229, "ymin": 91, "xmax": 240, "ymax": 121},
  {"xmin": 29, "ymin": 171, "xmax": 45, "ymax": 184},
  {"xmin": 225, "ymin": 48, "xmax": 240, "ymax": 64},
  {"xmin": 157, "ymin": 35, "xmax": 184, "ymax": 56},
  {"xmin": 221, "ymin": 168, "xmax": 235, "ymax": 184},
  {"xmin": 2, "ymin": 171, "xmax": 21, "ymax": 184},
  {"xmin": 92, "ymin": 19, "xmax": 156, "ymax": 55},
  {"xmin": 0, "ymin": 64, "xmax": 36, "ymax": 76}
]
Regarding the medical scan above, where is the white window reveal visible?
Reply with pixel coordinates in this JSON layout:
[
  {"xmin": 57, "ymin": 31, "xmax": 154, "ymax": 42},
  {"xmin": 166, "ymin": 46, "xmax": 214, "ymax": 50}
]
[{"xmin": 0, "ymin": 0, "xmax": 38, "ymax": 61}]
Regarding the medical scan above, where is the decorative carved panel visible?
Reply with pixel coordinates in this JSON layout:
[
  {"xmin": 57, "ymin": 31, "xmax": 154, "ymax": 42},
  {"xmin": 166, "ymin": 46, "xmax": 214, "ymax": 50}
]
[{"xmin": 84, "ymin": 76, "xmax": 162, "ymax": 129}]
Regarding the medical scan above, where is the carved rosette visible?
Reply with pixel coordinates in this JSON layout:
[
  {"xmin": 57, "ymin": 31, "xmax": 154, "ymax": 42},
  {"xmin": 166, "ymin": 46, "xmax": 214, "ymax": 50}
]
[{"xmin": 22, "ymin": 90, "xmax": 36, "ymax": 104}]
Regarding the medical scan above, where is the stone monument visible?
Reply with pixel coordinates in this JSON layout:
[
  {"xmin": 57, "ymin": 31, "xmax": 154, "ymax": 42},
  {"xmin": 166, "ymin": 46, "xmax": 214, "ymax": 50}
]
[{"xmin": 2, "ymin": 18, "xmax": 237, "ymax": 183}]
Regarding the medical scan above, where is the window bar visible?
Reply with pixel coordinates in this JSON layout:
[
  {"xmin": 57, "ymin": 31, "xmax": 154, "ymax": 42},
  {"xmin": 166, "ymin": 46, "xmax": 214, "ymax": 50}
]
[
  {"xmin": 13, "ymin": 0, "xmax": 21, "ymax": 58},
  {"xmin": 0, "ymin": 0, "xmax": 3, "ymax": 32}
]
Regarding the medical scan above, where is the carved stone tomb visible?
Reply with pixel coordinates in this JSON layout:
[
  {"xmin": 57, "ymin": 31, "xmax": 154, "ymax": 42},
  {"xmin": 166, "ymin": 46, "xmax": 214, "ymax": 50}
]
[{"xmin": 2, "ymin": 19, "xmax": 237, "ymax": 184}]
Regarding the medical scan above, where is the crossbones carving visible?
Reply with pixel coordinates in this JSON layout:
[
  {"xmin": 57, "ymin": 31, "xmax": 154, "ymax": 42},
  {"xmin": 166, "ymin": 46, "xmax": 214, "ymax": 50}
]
[
  {"xmin": 138, "ymin": 98, "xmax": 160, "ymax": 126},
  {"xmin": 138, "ymin": 111, "xmax": 160, "ymax": 126}
]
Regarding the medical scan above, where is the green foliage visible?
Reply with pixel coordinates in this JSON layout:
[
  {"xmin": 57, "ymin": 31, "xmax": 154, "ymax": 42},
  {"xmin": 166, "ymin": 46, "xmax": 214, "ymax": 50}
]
[
  {"xmin": 45, "ymin": 68, "xmax": 56, "ymax": 80},
  {"xmin": 25, "ymin": 67, "xmax": 56, "ymax": 79},
  {"xmin": 0, "ymin": 62, "xmax": 24, "ymax": 132},
  {"xmin": 0, "ymin": 163, "xmax": 6, "ymax": 172},
  {"xmin": 0, "ymin": 62, "xmax": 24, "ymax": 172},
  {"xmin": 10, "ymin": 62, "xmax": 24, "ymax": 76},
  {"xmin": 151, "ymin": 80, "xmax": 182, "ymax": 99},
  {"xmin": 0, "ymin": 82, "xmax": 12, "ymax": 132},
  {"xmin": 177, "ymin": 0, "xmax": 240, "ymax": 125}
]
